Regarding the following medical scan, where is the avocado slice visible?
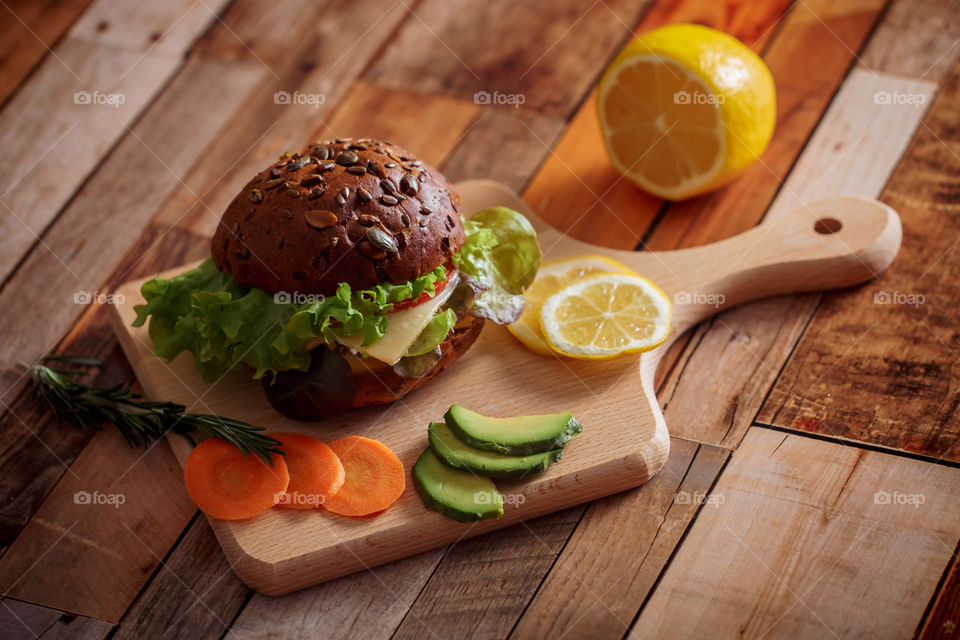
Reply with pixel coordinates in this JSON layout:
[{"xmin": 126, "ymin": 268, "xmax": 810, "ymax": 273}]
[
  {"xmin": 428, "ymin": 422, "xmax": 561, "ymax": 479},
  {"xmin": 412, "ymin": 448, "xmax": 503, "ymax": 522},
  {"xmin": 444, "ymin": 405, "xmax": 582, "ymax": 455}
]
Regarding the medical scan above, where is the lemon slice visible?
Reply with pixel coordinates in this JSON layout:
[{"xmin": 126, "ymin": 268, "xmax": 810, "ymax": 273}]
[
  {"xmin": 539, "ymin": 273, "xmax": 671, "ymax": 359},
  {"xmin": 597, "ymin": 23, "xmax": 776, "ymax": 200},
  {"xmin": 508, "ymin": 255, "xmax": 635, "ymax": 355}
]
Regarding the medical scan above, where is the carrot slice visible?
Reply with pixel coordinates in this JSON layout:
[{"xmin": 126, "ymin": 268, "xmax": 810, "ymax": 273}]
[
  {"xmin": 270, "ymin": 432, "xmax": 345, "ymax": 510},
  {"xmin": 183, "ymin": 438, "xmax": 289, "ymax": 521},
  {"xmin": 322, "ymin": 436, "xmax": 405, "ymax": 516}
]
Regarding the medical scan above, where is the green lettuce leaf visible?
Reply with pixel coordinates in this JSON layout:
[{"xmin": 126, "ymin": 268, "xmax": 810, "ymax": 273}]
[
  {"xmin": 452, "ymin": 206, "xmax": 541, "ymax": 324},
  {"xmin": 133, "ymin": 260, "xmax": 445, "ymax": 382},
  {"xmin": 405, "ymin": 308, "xmax": 457, "ymax": 357}
]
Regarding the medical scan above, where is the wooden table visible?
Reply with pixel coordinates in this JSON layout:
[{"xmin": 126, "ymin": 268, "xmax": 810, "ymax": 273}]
[{"xmin": 1, "ymin": 0, "xmax": 959, "ymax": 638}]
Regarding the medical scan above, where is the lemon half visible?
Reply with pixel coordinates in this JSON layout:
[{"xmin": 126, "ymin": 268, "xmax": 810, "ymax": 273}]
[{"xmin": 597, "ymin": 24, "xmax": 776, "ymax": 200}]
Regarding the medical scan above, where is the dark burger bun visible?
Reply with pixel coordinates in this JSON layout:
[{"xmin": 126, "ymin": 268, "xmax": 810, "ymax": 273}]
[{"xmin": 212, "ymin": 138, "xmax": 465, "ymax": 296}]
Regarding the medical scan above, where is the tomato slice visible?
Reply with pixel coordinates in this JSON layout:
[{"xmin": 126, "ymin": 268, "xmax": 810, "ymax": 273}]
[{"xmin": 390, "ymin": 267, "xmax": 455, "ymax": 313}]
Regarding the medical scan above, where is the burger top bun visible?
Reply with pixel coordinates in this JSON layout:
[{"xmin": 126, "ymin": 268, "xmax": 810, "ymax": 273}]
[{"xmin": 212, "ymin": 138, "xmax": 465, "ymax": 295}]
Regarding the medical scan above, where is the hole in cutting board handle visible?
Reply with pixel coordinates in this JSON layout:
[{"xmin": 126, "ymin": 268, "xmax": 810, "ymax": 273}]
[{"xmin": 814, "ymin": 218, "xmax": 842, "ymax": 234}]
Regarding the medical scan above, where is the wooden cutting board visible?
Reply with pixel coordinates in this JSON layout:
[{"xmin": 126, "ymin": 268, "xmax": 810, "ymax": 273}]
[{"xmin": 109, "ymin": 179, "xmax": 901, "ymax": 596}]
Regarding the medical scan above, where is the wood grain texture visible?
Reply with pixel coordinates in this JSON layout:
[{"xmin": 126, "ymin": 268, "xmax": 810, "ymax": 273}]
[
  {"xmin": 109, "ymin": 515, "xmax": 249, "ymax": 640},
  {"xmin": 859, "ymin": 0, "xmax": 960, "ymax": 79},
  {"xmin": 0, "ymin": 226, "xmax": 207, "ymax": 562},
  {"xmin": 510, "ymin": 438, "xmax": 728, "ymax": 640},
  {"xmin": 0, "ymin": 56, "xmax": 263, "ymax": 407},
  {"xmin": 229, "ymin": 548, "xmax": 446, "ymax": 640},
  {"xmin": 0, "ymin": 423, "xmax": 196, "ymax": 622},
  {"xmin": 69, "ymin": 0, "xmax": 231, "ymax": 56},
  {"xmin": 435, "ymin": 105, "xmax": 565, "ymax": 193},
  {"xmin": 0, "ymin": 598, "xmax": 111, "ymax": 640},
  {"xmin": 0, "ymin": 0, "xmax": 230, "ymax": 285},
  {"xmin": 920, "ymin": 543, "xmax": 960, "ymax": 640},
  {"xmin": 661, "ymin": 69, "xmax": 935, "ymax": 448},
  {"xmin": 109, "ymin": 180, "xmax": 899, "ymax": 596},
  {"xmin": 759, "ymin": 61, "xmax": 960, "ymax": 460},
  {"xmin": 629, "ymin": 428, "xmax": 960, "ymax": 639},
  {"xmin": 523, "ymin": 0, "xmax": 798, "ymax": 248},
  {"xmin": 0, "ymin": 0, "xmax": 94, "ymax": 107},
  {"xmin": 152, "ymin": 1, "xmax": 413, "ymax": 237},
  {"xmin": 390, "ymin": 506, "xmax": 586, "ymax": 640},
  {"xmin": 365, "ymin": 0, "xmax": 654, "ymax": 119}
]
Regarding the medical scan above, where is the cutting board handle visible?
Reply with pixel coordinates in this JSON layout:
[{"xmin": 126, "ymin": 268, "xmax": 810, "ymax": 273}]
[{"xmin": 629, "ymin": 196, "xmax": 903, "ymax": 336}]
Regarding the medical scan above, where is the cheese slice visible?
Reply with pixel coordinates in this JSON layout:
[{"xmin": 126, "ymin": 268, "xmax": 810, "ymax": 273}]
[{"xmin": 335, "ymin": 271, "xmax": 460, "ymax": 365}]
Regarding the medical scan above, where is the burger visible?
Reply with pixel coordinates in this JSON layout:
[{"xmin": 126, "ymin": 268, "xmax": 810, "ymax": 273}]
[{"xmin": 133, "ymin": 138, "xmax": 541, "ymax": 420}]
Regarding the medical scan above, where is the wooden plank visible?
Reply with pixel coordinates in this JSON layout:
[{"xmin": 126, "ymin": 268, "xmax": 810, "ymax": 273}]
[
  {"xmin": 0, "ymin": 55, "xmax": 264, "ymax": 407},
  {"xmin": 629, "ymin": 428, "xmax": 960, "ymax": 639},
  {"xmin": 0, "ymin": 598, "xmax": 111, "ymax": 640},
  {"xmin": 758, "ymin": 61, "xmax": 960, "ymax": 459},
  {"xmin": 69, "ymin": 0, "xmax": 232, "ymax": 57},
  {"xmin": 0, "ymin": 0, "xmax": 95, "ymax": 107},
  {"xmin": 0, "ymin": 425, "xmax": 197, "ymax": 622},
  {"xmin": 661, "ymin": 69, "xmax": 935, "ymax": 448},
  {"xmin": 364, "ymin": 0, "xmax": 655, "ymax": 119},
  {"xmin": 414, "ymin": 105, "xmax": 564, "ymax": 194},
  {"xmin": 0, "ymin": 0, "xmax": 230, "ymax": 285},
  {"xmin": 509, "ymin": 438, "xmax": 728, "ymax": 640},
  {"xmin": 151, "ymin": 0, "xmax": 413, "ymax": 237},
  {"xmin": 391, "ymin": 507, "xmax": 586, "ymax": 640},
  {"xmin": 229, "ymin": 548, "xmax": 446, "ymax": 640},
  {"xmin": 311, "ymin": 82, "xmax": 479, "ymax": 169},
  {"xmin": 523, "ymin": 0, "xmax": 801, "ymax": 248},
  {"xmin": 919, "ymin": 545, "xmax": 960, "ymax": 639},
  {"xmin": 859, "ymin": 0, "xmax": 960, "ymax": 80},
  {"xmin": 109, "ymin": 515, "xmax": 248, "ymax": 640}
]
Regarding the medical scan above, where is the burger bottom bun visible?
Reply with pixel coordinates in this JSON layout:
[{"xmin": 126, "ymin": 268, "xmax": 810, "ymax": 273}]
[{"xmin": 263, "ymin": 317, "xmax": 484, "ymax": 421}]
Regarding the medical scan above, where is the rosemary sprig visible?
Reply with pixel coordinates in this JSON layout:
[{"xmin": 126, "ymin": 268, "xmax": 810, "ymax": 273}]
[{"xmin": 23, "ymin": 355, "xmax": 285, "ymax": 465}]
